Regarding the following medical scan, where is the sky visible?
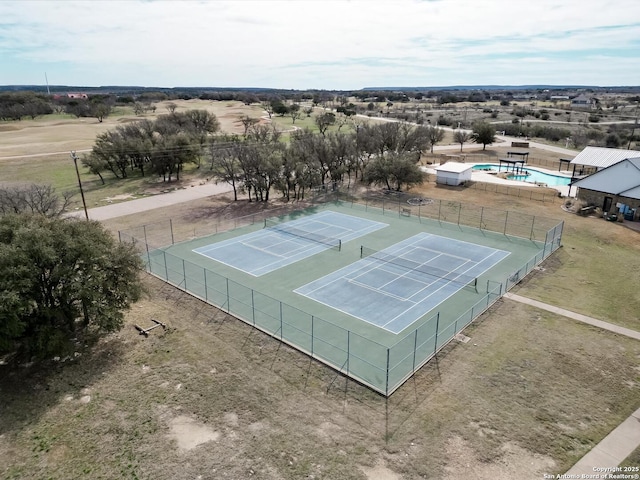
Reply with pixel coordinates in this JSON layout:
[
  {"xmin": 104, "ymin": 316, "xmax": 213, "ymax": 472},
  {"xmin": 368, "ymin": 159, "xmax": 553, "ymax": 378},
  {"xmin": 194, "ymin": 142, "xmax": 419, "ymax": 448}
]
[{"xmin": 1, "ymin": 0, "xmax": 639, "ymax": 90}]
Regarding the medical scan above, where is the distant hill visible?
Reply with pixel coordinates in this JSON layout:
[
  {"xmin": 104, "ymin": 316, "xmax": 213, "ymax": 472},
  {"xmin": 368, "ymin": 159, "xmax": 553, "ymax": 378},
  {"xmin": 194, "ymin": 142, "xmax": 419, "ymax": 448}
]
[
  {"xmin": 362, "ymin": 85, "xmax": 640, "ymax": 91},
  {"xmin": 1, "ymin": 84, "xmax": 639, "ymax": 94}
]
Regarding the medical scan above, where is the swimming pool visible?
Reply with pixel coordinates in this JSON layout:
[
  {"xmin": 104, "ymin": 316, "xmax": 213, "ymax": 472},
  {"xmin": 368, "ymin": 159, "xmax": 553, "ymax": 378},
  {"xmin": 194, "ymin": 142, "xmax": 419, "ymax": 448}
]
[{"xmin": 472, "ymin": 164, "xmax": 572, "ymax": 186}]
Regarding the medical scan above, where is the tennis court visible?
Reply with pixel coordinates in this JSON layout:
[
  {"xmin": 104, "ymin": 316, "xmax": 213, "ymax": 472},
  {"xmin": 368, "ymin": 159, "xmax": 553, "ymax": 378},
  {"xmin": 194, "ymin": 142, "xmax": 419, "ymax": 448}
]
[
  {"xmin": 193, "ymin": 211, "xmax": 387, "ymax": 276},
  {"xmin": 295, "ymin": 233, "xmax": 510, "ymax": 333},
  {"xmin": 122, "ymin": 197, "xmax": 564, "ymax": 395}
]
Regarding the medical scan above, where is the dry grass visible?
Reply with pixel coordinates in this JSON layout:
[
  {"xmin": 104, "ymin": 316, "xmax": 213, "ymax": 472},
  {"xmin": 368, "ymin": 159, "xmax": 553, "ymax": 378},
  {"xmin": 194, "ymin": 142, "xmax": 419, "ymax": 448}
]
[
  {"xmin": 0, "ymin": 111, "xmax": 640, "ymax": 480},
  {"xmin": 1, "ymin": 136, "xmax": 640, "ymax": 479}
]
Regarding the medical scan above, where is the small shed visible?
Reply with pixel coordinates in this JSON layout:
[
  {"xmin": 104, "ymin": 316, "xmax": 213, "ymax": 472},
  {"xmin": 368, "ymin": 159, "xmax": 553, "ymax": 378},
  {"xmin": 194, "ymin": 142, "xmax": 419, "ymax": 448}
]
[{"xmin": 435, "ymin": 162, "xmax": 473, "ymax": 186}]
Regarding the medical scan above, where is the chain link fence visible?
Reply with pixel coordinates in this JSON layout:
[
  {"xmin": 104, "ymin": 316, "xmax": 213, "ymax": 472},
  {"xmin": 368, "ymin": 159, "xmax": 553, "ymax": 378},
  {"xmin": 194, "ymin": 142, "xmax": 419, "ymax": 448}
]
[{"xmin": 120, "ymin": 193, "xmax": 563, "ymax": 396}]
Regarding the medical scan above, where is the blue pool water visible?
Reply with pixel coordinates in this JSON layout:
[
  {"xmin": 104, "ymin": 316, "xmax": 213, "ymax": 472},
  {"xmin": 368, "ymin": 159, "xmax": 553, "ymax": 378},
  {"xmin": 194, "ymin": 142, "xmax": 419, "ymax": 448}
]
[{"xmin": 472, "ymin": 164, "xmax": 572, "ymax": 186}]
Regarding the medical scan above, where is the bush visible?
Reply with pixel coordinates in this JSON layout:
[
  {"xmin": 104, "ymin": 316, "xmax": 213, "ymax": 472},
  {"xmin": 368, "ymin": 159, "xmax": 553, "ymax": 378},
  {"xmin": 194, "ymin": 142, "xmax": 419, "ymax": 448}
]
[{"xmin": 436, "ymin": 115, "xmax": 454, "ymax": 126}]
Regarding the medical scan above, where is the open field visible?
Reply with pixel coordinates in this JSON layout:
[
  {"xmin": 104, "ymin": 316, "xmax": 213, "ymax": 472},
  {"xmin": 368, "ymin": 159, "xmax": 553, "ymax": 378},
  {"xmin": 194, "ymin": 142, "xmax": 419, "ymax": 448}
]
[
  {"xmin": 0, "ymin": 100, "xmax": 267, "ymax": 209},
  {"xmin": 0, "ymin": 98, "xmax": 574, "ymax": 214},
  {"xmin": 0, "ymin": 100, "xmax": 389, "ymax": 210},
  {"xmin": 1, "ymin": 182, "xmax": 638, "ymax": 479}
]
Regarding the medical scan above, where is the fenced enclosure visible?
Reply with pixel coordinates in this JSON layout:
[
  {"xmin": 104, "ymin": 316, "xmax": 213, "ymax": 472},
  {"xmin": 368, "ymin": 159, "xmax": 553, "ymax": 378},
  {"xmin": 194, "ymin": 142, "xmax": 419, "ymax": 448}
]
[{"xmin": 120, "ymin": 194, "xmax": 563, "ymax": 396}]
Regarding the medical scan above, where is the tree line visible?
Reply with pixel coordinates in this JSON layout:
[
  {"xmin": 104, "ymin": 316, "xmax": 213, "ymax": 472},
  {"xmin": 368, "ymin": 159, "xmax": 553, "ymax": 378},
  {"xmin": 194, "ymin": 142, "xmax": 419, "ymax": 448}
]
[{"xmin": 83, "ymin": 109, "xmax": 455, "ymax": 199}]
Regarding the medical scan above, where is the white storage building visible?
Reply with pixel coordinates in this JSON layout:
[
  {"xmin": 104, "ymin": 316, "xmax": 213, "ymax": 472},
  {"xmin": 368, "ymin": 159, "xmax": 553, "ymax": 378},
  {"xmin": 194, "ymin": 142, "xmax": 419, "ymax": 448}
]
[{"xmin": 435, "ymin": 162, "xmax": 473, "ymax": 186}]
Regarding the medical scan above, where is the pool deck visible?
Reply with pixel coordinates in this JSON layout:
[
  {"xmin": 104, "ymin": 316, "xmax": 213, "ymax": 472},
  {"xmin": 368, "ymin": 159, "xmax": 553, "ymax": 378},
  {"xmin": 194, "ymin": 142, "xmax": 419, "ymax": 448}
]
[{"xmin": 423, "ymin": 163, "xmax": 573, "ymax": 197}]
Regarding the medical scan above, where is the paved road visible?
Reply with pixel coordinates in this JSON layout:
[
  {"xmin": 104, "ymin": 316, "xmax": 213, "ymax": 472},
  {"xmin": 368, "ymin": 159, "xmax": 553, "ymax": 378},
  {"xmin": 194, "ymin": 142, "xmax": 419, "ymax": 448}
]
[
  {"xmin": 67, "ymin": 182, "xmax": 234, "ymax": 221},
  {"xmin": 0, "ymin": 149, "xmax": 92, "ymax": 160}
]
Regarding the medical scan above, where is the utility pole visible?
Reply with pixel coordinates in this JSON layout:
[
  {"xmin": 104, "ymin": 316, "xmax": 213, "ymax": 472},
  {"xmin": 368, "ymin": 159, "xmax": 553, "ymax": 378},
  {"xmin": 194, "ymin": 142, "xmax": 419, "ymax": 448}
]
[
  {"xmin": 628, "ymin": 102, "xmax": 639, "ymax": 150},
  {"xmin": 71, "ymin": 151, "xmax": 89, "ymax": 220}
]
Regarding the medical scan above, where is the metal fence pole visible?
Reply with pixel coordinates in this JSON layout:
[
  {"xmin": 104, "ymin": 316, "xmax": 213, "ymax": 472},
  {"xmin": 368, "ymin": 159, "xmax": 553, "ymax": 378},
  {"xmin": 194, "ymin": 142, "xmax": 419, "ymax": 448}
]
[
  {"xmin": 412, "ymin": 329, "xmax": 418, "ymax": 372},
  {"xmin": 503, "ymin": 211, "xmax": 509, "ymax": 235},
  {"xmin": 169, "ymin": 219, "xmax": 175, "ymax": 245},
  {"xmin": 182, "ymin": 260, "xmax": 187, "ymax": 290},
  {"xmin": 311, "ymin": 316, "xmax": 315, "ymax": 355},
  {"xmin": 385, "ymin": 348, "xmax": 390, "ymax": 396},
  {"xmin": 226, "ymin": 278, "xmax": 230, "ymax": 312},
  {"xmin": 529, "ymin": 215, "xmax": 536, "ymax": 240},
  {"xmin": 163, "ymin": 251, "xmax": 169, "ymax": 280},
  {"xmin": 280, "ymin": 302, "xmax": 283, "ymax": 340},
  {"xmin": 433, "ymin": 313, "xmax": 440, "ymax": 353},
  {"xmin": 251, "ymin": 290, "xmax": 255, "ymax": 325},
  {"xmin": 204, "ymin": 268, "xmax": 208, "ymax": 301},
  {"xmin": 479, "ymin": 207, "xmax": 484, "ymax": 229},
  {"xmin": 347, "ymin": 331, "xmax": 350, "ymax": 375}
]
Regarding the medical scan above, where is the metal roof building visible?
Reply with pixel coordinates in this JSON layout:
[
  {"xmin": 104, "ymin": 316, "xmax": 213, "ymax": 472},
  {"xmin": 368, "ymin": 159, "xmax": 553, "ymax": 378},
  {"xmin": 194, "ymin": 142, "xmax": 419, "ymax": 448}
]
[
  {"xmin": 572, "ymin": 157, "xmax": 640, "ymax": 200},
  {"xmin": 570, "ymin": 146, "xmax": 640, "ymax": 170}
]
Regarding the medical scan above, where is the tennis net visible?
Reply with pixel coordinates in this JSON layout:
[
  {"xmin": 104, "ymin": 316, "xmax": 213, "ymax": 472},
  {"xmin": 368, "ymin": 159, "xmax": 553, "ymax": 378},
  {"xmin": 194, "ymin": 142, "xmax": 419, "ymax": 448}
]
[
  {"xmin": 360, "ymin": 246, "xmax": 478, "ymax": 292},
  {"xmin": 264, "ymin": 219, "xmax": 341, "ymax": 250}
]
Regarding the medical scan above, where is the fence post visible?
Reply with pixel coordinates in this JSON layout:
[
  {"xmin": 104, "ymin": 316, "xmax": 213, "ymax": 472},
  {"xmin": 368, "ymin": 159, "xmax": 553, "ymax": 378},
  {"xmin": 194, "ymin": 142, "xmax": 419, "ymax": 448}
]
[
  {"xmin": 158, "ymin": 250, "xmax": 167, "ymax": 279},
  {"xmin": 479, "ymin": 207, "xmax": 484, "ymax": 229},
  {"xmin": 438, "ymin": 199, "xmax": 442, "ymax": 221},
  {"xmin": 412, "ymin": 329, "xmax": 418, "ymax": 372},
  {"xmin": 204, "ymin": 268, "xmax": 208, "ymax": 301},
  {"xmin": 251, "ymin": 290, "xmax": 255, "ymax": 325},
  {"xmin": 503, "ymin": 211, "xmax": 509, "ymax": 235},
  {"xmin": 530, "ymin": 215, "xmax": 536, "ymax": 240},
  {"xmin": 346, "ymin": 331, "xmax": 350, "ymax": 375},
  {"xmin": 457, "ymin": 204, "xmax": 462, "ymax": 225},
  {"xmin": 118, "ymin": 230, "xmax": 122, "ymax": 243},
  {"xmin": 169, "ymin": 219, "xmax": 175, "ymax": 245},
  {"xmin": 385, "ymin": 348, "xmax": 390, "ymax": 396},
  {"xmin": 226, "ymin": 278, "xmax": 230, "ymax": 312},
  {"xmin": 182, "ymin": 260, "xmax": 187, "ymax": 290},
  {"xmin": 311, "ymin": 316, "xmax": 314, "ymax": 355},
  {"xmin": 433, "ymin": 313, "xmax": 440, "ymax": 354}
]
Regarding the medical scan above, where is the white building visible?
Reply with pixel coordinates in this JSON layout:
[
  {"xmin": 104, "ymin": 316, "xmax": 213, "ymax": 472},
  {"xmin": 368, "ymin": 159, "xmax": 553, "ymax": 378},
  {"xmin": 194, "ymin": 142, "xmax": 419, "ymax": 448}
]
[{"xmin": 435, "ymin": 163, "xmax": 473, "ymax": 186}]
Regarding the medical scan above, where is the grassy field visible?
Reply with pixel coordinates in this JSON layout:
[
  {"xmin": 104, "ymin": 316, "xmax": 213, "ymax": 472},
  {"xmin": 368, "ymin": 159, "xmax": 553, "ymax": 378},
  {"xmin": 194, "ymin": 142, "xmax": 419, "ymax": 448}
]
[
  {"xmin": 0, "ymin": 99, "xmax": 462, "ymax": 212},
  {"xmin": 1, "ymin": 183, "xmax": 639, "ymax": 479}
]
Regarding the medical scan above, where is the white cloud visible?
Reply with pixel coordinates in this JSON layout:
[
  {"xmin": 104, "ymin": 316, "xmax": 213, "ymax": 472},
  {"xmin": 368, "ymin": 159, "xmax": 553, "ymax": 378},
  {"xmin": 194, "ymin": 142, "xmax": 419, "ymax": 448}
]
[{"xmin": 0, "ymin": 0, "xmax": 638, "ymax": 88}]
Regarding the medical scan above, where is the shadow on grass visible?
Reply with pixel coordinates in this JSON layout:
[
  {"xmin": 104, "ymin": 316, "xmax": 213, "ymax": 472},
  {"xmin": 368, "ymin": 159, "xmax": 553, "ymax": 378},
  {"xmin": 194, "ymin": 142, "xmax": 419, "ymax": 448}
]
[{"xmin": 0, "ymin": 338, "xmax": 127, "ymax": 435}]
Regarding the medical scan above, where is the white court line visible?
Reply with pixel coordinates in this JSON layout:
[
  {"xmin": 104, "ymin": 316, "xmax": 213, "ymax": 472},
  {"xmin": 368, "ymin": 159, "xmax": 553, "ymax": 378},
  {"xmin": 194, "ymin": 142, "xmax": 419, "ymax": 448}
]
[
  {"xmin": 192, "ymin": 250, "xmax": 261, "ymax": 277},
  {"xmin": 347, "ymin": 277, "xmax": 421, "ymax": 303},
  {"xmin": 382, "ymin": 249, "xmax": 503, "ymax": 329},
  {"xmin": 382, "ymin": 259, "xmax": 477, "ymax": 327}
]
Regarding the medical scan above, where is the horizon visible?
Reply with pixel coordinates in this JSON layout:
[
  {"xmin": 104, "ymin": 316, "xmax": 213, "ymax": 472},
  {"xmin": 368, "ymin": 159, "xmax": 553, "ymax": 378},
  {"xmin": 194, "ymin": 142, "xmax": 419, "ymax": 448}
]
[{"xmin": 1, "ymin": 0, "xmax": 639, "ymax": 89}]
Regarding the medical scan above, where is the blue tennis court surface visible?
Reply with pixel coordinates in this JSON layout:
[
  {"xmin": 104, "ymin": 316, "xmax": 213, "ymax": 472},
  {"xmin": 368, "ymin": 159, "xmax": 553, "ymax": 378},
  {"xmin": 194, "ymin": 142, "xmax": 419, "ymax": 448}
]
[
  {"xmin": 295, "ymin": 233, "xmax": 510, "ymax": 334},
  {"xmin": 193, "ymin": 211, "xmax": 387, "ymax": 276}
]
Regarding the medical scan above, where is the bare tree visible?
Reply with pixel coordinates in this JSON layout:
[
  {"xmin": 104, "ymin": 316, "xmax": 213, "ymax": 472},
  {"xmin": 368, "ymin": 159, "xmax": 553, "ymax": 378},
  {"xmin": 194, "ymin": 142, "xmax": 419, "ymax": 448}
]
[
  {"xmin": 453, "ymin": 130, "xmax": 472, "ymax": 152},
  {"xmin": 166, "ymin": 102, "xmax": 178, "ymax": 113},
  {"xmin": 0, "ymin": 183, "xmax": 73, "ymax": 218},
  {"xmin": 426, "ymin": 126, "xmax": 446, "ymax": 153},
  {"xmin": 261, "ymin": 101, "xmax": 274, "ymax": 119},
  {"xmin": 239, "ymin": 115, "xmax": 259, "ymax": 137}
]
